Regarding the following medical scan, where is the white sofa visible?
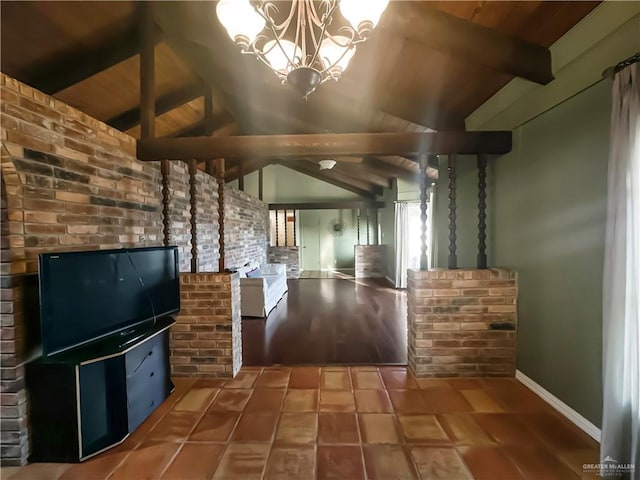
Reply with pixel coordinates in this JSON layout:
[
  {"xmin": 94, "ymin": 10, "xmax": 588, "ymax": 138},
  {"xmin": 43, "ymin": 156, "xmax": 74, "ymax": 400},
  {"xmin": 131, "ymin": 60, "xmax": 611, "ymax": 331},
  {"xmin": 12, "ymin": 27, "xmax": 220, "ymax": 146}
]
[{"xmin": 236, "ymin": 263, "xmax": 288, "ymax": 317}]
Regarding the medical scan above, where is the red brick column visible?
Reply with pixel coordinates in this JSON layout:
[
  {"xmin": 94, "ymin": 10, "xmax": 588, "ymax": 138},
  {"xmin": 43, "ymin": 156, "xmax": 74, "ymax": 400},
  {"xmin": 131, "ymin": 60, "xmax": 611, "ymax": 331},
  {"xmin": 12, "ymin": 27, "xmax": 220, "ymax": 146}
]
[
  {"xmin": 171, "ymin": 273, "xmax": 242, "ymax": 377},
  {"xmin": 408, "ymin": 268, "xmax": 517, "ymax": 377}
]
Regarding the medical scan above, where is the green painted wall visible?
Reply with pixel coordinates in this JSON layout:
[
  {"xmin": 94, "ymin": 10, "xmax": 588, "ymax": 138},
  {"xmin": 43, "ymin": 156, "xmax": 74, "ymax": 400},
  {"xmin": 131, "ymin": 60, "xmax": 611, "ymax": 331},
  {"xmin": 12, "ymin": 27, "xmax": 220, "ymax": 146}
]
[
  {"xmin": 397, "ymin": 177, "xmax": 420, "ymax": 201},
  {"xmin": 299, "ymin": 209, "xmax": 359, "ymax": 270},
  {"xmin": 230, "ymin": 164, "xmax": 361, "ymax": 203},
  {"xmin": 456, "ymin": 3, "xmax": 638, "ymax": 427},
  {"xmin": 492, "ymin": 80, "xmax": 610, "ymax": 426},
  {"xmin": 229, "ymin": 165, "xmax": 377, "ymax": 270},
  {"xmin": 434, "ymin": 82, "xmax": 609, "ymax": 426}
]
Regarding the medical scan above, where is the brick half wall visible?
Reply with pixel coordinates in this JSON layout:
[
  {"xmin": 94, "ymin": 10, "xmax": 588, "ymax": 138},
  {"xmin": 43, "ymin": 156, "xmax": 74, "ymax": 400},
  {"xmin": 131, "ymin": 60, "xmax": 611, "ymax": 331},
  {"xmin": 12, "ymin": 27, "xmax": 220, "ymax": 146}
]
[
  {"xmin": 268, "ymin": 246, "xmax": 300, "ymax": 279},
  {"xmin": 172, "ymin": 273, "xmax": 242, "ymax": 378},
  {"xmin": 355, "ymin": 245, "xmax": 386, "ymax": 278},
  {"xmin": 408, "ymin": 268, "xmax": 517, "ymax": 377}
]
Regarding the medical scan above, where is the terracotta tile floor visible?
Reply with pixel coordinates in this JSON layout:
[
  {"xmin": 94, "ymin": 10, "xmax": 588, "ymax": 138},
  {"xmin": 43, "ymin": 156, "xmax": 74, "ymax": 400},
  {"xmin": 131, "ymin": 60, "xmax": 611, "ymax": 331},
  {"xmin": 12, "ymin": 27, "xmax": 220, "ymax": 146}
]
[{"xmin": 6, "ymin": 367, "xmax": 599, "ymax": 480}]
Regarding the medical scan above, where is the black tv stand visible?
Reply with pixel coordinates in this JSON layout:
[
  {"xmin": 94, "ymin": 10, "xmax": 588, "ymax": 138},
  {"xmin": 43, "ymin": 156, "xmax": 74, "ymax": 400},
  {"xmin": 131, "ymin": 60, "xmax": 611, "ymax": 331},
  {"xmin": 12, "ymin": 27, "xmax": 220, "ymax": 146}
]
[{"xmin": 26, "ymin": 316, "xmax": 175, "ymax": 462}]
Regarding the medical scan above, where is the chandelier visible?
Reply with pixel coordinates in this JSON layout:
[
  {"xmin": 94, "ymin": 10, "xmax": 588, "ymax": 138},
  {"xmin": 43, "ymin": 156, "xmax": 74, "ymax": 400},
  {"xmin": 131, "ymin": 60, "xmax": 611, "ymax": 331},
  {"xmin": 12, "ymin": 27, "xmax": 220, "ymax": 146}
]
[{"xmin": 216, "ymin": 0, "xmax": 390, "ymax": 98}]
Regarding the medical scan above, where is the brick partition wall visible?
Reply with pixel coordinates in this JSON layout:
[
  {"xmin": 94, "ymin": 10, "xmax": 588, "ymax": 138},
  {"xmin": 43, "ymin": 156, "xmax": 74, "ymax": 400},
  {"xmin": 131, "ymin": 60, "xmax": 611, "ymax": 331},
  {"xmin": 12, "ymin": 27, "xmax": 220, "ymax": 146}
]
[
  {"xmin": 408, "ymin": 268, "xmax": 517, "ymax": 377},
  {"xmin": 166, "ymin": 161, "xmax": 219, "ymax": 272},
  {"xmin": 268, "ymin": 246, "xmax": 300, "ymax": 279},
  {"xmin": 1, "ymin": 178, "xmax": 29, "ymax": 465},
  {"xmin": 355, "ymin": 245, "xmax": 386, "ymax": 278},
  {"xmin": 0, "ymin": 74, "xmax": 165, "ymax": 465},
  {"xmin": 172, "ymin": 273, "xmax": 241, "ymax": 377},
  {"xmin": 224, "ymin": 186, "xmax": 269, "ymax": 269}
]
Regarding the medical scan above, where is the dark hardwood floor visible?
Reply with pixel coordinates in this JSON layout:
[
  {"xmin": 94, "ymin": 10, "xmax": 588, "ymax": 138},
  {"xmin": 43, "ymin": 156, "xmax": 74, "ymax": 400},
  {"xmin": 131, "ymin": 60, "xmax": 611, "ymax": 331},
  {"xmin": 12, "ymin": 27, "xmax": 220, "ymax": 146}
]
[{"xmin": 242, "ymin": 278, "xmax": 407, "ymax": 366}]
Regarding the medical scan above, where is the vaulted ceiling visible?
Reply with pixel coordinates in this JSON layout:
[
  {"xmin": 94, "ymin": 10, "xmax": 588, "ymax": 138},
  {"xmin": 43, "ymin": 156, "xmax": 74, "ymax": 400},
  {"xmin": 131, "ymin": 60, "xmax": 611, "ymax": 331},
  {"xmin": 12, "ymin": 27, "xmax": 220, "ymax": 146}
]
[{"xmin": 1, "ymin": 1, "xmax": 600, "ymax": 197}]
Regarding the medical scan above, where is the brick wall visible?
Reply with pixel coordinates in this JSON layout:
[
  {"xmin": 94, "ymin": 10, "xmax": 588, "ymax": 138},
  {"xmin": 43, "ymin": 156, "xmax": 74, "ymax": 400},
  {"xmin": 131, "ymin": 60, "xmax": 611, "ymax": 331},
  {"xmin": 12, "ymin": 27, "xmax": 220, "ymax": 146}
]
[
  {"xmin": 224, "ymin": 186, "xmax": 269, "ymax": 269},
  {"xmin": 166, "ymin": 162, "xmax": 219, "ymax": 272},
  {"xmin": 0, "ymin": 74, "xmax": 164, "ymax": 466},
  {"xmin": 268, "ymin": 246, "xmax": 300, "ymax": 279},
  {"xmin": 166, "ymin": 173, "xmax": 266, "ymax": 273},
  {"xmin": 407, "ymin": 268, "xmax": 517, "ymax": 377},
  {"xmin": 196, "ymin": 170, "xmax": 219, "ymax": 271},
  {"xmin": 355, "ymin": 245, "xmax": 386, "ymax": 278},
  {"xmin": 1, "ymin": 178, "xmax": 29, "ymax": 465},
  {"xmin": 167, "ymin": 162, "xmax": 190, "ymax": 271},
  {"xmin": 0, "ymin": 73, "xmax": 266, "ymax": 465},
  {"xmin": 172, "ymin": 273, "xmax": 241, "ymax": 377}
]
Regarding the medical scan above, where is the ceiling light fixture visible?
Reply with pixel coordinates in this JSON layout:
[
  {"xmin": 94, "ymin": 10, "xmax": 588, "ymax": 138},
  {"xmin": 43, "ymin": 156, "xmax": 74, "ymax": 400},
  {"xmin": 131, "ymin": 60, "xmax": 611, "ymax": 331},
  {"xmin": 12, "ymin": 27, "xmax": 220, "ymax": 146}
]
[
  {"xmin": 216, "ymin": 0, "xmax": 390, "ymax": 99},
  {"xmin": 318, "ymin": 159, "xmax": 337, "ymax": 170}
]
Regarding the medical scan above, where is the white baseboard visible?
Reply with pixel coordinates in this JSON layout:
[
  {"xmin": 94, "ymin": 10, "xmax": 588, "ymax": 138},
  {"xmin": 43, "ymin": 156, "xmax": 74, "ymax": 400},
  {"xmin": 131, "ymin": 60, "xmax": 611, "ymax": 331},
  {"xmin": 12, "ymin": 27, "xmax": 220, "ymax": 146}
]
[{"xmin": 515, "ymin": 370, "xmax": 601, "ymax": 442}]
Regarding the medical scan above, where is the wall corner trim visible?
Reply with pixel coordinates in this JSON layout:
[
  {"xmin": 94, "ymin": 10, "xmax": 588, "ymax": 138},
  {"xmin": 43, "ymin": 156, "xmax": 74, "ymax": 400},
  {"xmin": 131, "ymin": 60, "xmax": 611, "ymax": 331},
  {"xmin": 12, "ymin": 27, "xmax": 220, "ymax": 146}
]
[{"xmin": 515, "ymin": 370, "xmax": 601, "ymax": 442}]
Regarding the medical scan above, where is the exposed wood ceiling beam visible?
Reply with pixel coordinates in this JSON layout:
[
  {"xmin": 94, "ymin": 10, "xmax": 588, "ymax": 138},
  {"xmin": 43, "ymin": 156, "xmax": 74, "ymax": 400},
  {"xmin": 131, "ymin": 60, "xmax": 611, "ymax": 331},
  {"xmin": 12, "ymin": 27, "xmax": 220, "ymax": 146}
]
[
  {"xmin": 269, "ymin": 201, "xmax": 385, "ymax": 210},
  {"xmin": 379, "ymin": 2, "xmax": 553, "ymax": 85},
  {"xmin": 153, "ymin": 18, "xmax": 327, "ymax": 135},
  {"xmin": 278, "ymin": 160, "xmax": 378, "ymax": 199},
  {"xmin": 108, "ymin": 81, "xmax": 202, "ymax": 131},
  {"xmin": 366, "ymin": 156, "xmax": 439, "ymax": 182},
  {"xmin": 23, "ymin": 9, "xmax": 163, "ymax": 95},
  {"xmin": 137, "ymin": 131, "xmax": 512, "ymax": 161},
  {"xmin": 225, "ymin": 158, "xmax": 273, "ymax": 182}
]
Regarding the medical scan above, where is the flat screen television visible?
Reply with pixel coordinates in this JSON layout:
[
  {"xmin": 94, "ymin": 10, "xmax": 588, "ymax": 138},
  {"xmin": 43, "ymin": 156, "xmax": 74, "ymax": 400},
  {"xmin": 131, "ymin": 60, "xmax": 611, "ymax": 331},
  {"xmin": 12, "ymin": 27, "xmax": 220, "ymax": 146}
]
[{"xmin": 38, "ymin": 246, "xmax": 180, "ymax": 356}]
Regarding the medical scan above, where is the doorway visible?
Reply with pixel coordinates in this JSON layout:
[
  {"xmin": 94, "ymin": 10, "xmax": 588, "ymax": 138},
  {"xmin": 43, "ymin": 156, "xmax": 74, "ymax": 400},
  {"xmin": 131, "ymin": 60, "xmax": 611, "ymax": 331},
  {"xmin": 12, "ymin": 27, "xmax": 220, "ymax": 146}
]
[
  {"xmin": 299, "ymin": 209, "xmax": 357, "ymax": 275},
  {"xmin": 300, "ymin": 211, "xmax": 321, "ymax": 271}
]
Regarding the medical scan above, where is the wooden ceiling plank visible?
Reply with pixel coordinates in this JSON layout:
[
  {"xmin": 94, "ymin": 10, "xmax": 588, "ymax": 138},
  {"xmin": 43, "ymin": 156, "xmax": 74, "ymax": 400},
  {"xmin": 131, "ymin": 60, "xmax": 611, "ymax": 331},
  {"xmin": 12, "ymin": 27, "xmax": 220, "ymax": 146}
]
[
  {"xmin": 153, "ymin": 3, "xmax": 418, "ymax": 133},
  {"xmin": 155, "ymin": 2, "xmax": 462, "ymax": 134},
  {"xmin": 204, "ymin": 80, "xmax": 216, "ymax": 135},
  {"xmin": 137, "ymin": 131, "xmax": 512, "ymax": 161},
  {"xmin": 361, "ymin": 156, "xmax": 417, "ymax": 180},
  {"xmin": 379, "ymin": 2, "xmax": 554, "ymax": 85},
  {"xmin": 279, "ymin": 160, "xmax": 376, "ymax": 199},
  {"xmin": 140, "ymin": 2, "xmax": 155, "ymax": 140},
  {"xmin": 25, "ymin": 6, "xmax": 162, "ymax": 95},
  {"xmin": 331, "ymin": 162, "xmax": 392, "ymax": 189},
  {"xmin": 107, "ymin": 81, "xmax": 202, "ymax": 131},
  {"xmin": 324, "ymin": 76, "xmax": 465, "ymax": 131},
  {"xmin": 172, "ymin": 113, "xmax": 234, "ymax": 138}
]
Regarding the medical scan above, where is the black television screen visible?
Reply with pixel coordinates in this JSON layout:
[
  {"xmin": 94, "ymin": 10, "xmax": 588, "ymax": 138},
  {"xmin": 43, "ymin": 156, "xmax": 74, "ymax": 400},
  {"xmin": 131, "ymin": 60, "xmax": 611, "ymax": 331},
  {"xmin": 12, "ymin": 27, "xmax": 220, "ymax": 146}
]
[{"xmin": 38, "ymin": 246, "xmax": 180, "ymax": 356}]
